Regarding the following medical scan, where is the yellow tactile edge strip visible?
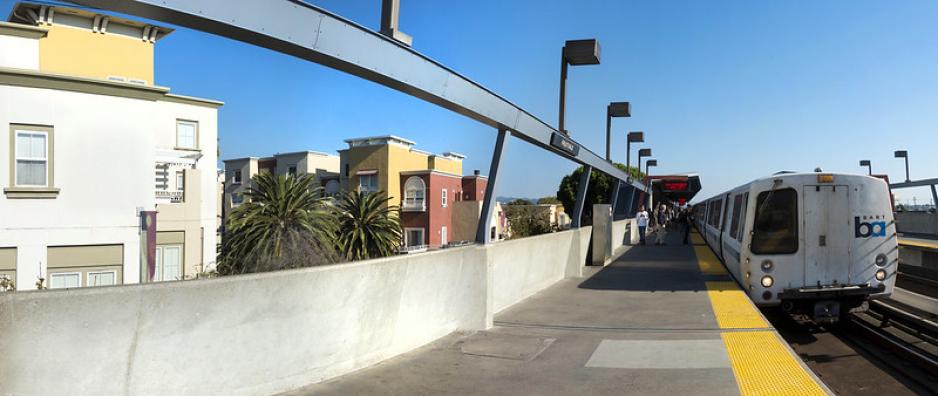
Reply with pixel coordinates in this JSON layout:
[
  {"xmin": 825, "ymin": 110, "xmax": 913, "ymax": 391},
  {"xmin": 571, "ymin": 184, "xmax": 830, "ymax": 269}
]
[
  {"xmin": 899, "ymin": 238, "xmax": 938, "ymax": 250},
  {"xmin": 722, "ymin": 331, "xmax": 827, "ymax": 396},
  {"xmin": 691, "ymin": 233, "xmax": 828, "ymax": 395}
]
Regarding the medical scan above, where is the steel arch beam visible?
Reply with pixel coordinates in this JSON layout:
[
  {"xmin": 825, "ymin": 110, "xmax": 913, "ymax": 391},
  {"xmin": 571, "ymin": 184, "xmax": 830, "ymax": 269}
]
[{"xmin": 70, "ymin": 0, "xmax": 645, "ymax": 190}]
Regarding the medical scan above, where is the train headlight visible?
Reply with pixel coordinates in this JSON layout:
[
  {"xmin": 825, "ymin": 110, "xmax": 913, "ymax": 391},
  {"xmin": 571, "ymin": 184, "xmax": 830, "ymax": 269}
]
[
  {"xmin": 761, "ymin": 275, "xmax": 774, "ymax": 288},
  {"xmin": 761, "ymin": 260, "xmax": 774, "ymax": 273},
  {"xmin": 875, "ymin": 253, "xmax": 887, "ymax": 267},
  {"xmin": 875, "ymin": 269, "xmax": 887, "ymax": 281}
]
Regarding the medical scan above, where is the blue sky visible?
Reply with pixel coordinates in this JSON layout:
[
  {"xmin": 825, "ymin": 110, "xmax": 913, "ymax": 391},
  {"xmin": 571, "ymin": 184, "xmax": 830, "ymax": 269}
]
[{"xmin": 7, "ymin": 1, "xmax": 938, "ymax": 204}]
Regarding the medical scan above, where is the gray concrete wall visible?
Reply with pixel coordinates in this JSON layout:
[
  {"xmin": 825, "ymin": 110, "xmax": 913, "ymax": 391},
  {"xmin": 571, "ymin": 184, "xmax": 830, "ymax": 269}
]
[
  {"xmin": 896, "ymin": 211, "xmax": 938, "ymax": 236},
  {"xmin": 0, "ymin": 229, "xmax": 593, "ymax": 395},
  {"xmin": 612, "ymin": 219, "xmax": 636, "ymax": 250},
  {"xmin": 491, "ymin": 227, "xmax": 592, "ymax": 313}
]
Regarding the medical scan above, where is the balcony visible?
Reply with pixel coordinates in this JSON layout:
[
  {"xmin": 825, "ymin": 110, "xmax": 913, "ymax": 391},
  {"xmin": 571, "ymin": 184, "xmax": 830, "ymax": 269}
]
[{"xmin": 401, "ymin": 200, "xmax": 426, "ymax": 212}]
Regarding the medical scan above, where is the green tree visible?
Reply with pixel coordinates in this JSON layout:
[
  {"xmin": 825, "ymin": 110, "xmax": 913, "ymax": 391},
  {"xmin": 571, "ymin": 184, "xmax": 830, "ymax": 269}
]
[
  {"xmin": 556, "ymin": 163, "xmax": 644, "ymax": 223},
  {"xmin": 506, "ymin": 198, "xmax": 532, "ymax": 206},
  {"xmin": 505, "ymin": 205, "xmax": 552, "ymax": 238},
  {"xmin": 537, "ymin": 196, "xmax": 561, "ymax": 205},
  {"xmin": 218, "ymin": 173, "xmax": 338, "ymax": 275},
  {"xmin": 333, "ymin": 191, "xmax": 403, "ymax": 260}
]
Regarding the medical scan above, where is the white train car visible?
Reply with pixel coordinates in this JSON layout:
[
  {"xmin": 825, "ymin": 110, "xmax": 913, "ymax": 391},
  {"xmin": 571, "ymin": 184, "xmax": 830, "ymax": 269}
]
[{"xmin": 694, "ymin": 172, "xmax": 897, "ymax": 322}]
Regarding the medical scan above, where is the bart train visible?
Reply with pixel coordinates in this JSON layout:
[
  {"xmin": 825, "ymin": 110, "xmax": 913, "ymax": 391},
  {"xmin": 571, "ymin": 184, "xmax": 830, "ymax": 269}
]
[{"xmin": 694, "ymin": 172, "xmax": 897, "ymax": 322}]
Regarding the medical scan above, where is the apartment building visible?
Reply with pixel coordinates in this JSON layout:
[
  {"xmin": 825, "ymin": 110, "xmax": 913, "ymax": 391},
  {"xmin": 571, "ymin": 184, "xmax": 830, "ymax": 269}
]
[
  {"xmin": 0, "ymin": 3, "xmax": 220, "ymax": 290},
  {"xmin": 222, "ymin": 150, "xmax": 340, "ymax": 218},
  {"xmin": 340, "ymin": 135, "xmax": 501, "ymax": 250}
]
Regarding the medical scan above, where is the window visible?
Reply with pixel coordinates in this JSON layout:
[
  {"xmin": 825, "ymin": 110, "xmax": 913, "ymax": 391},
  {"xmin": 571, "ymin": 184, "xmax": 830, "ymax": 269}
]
[
  {"xmin": 49, "ymin": 272, "xmax": 80, "ymax": 289},
  {"xmin": 87, "ymin": 271, "xmax": 117, "ymax": 287},
  {"xmin": 441, "ymin": 226, "xmax": 448, "ymax": 246},
  {"xmin": 176, "ymin": 172, "xmax": 185, "ymax": 191},
  {"xmin": 403, "ymin": 176, "xmax": 426, "ymax": 210},
  {"xmin": 155, "ymin": 245, "xmax": 183, "ymax": 281},
  {"xmin": 729, "ymin": 194, "xmax": 744, "ymax": 239},
  {"xmin": 15, "ymin": 130, "xmax": 49, "ymax": 187},
  {"xmin": 288, "ymin": 166, "xmax": 297, "ymax": 176},
  {"xmin": 708, "ymin": 199, "xmax": 722, "ymax": 227},
  {"xmin": 233, "ymin": 170, "xmax": 242, "ymax": 184},
  {"xmin": 359, "ymin": 174, "xmax": 378, "ymax": 194},
  {"xmin": 405, "ymin": 228, "xmax": 425, "ymax": 247},
  {"xmin": 751, "ymin": 188, "xmax": 798, "ymax": 254},
  {"xmin": 345, "ymin": 164, "xmax": 350, "ymax": 177},
  {"xmin": 736, "ymin": 193, "xmax": 749, "ymax": 242},
  {"xmin": 441, "ymin": 189, "xmax": 448, "ymax": 207},
  {"xmin": 176, "ymin": 120, "xmax": 198, "ymax": 150},
  {"xmin": 231, "ymin": 192, "xmax": 244, "ymax": 206}
]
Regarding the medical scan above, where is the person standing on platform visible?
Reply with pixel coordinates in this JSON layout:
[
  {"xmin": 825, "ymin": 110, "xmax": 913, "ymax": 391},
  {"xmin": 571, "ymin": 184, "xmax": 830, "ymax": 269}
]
[
  {"xmin": 680, "ymin": 208, "xmax": 691, "ymax": 245},
  {"xmin": 636, "ymin": 206, "xmax": 649, "ymax": 245},
  {"xmin": 655, "ymin": 204, "xmax": 668, "ymax": 245}
]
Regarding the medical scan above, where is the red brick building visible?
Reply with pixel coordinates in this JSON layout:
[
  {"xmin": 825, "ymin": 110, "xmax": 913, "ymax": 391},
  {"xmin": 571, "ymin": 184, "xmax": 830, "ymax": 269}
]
[{"xmin": 399, "ymin": 170, "xmax": 488, "ymax": 250}]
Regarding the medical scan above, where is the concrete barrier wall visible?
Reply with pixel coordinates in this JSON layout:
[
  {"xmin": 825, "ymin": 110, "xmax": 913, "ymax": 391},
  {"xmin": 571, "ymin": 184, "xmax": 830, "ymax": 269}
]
[
  {"xmin": 897, "ymin": 211, "xmax": 938, "ymax": 236},
  {"xmin": 491, "ymin": 227, "xmax": 592, "ymax": 313},
  {"xmin": 0, "ymin": 228, "xmax": 593, "ymax": 395},
  {"xmin": 612, "ymin": 219, "xmax": 635, "ymax": 249}
]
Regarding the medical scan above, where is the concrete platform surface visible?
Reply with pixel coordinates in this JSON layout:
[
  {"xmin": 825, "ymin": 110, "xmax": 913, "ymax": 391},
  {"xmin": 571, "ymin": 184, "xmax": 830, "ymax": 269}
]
[{"xmin": 284, "ymin": 231, "xmax": 828, "ymax": 396}]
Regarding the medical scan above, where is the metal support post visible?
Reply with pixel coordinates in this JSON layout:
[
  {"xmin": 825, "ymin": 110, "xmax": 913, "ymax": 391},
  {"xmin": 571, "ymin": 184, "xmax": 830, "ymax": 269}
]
[
  {"xmin": 476, "ymin": 128, "xmax": 510, "ymax": 244},
  {"xmin": 572, "ymin": 165, "xmax": 592, "ymax": 228},
  {"xmin": 624, "ymin": 185, "xmax": 637, "ymax": 216},
  {"xmin": 605, "ymin": 112, "xmax": 611, "ymax": 161},
  {"xmin": 904, "ymin": 157, "xmax": 911, "ymax": 182},
  {"xmin": 609, "ymin": 180, "xmax": 621, "ymax": 217},
  {"xmin": 931, "ymin": 184, "xmax": 938, "ymax": 209},
  {"xmin": 558, "ymin": 47, "xmax": 568, "ymax": 134}
]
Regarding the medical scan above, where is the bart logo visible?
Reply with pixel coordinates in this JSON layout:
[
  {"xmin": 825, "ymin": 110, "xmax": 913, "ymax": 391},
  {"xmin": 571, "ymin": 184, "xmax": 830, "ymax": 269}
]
[{"xmin": 855, "ymin": 216, "xmax": 886, "ymax": 238}]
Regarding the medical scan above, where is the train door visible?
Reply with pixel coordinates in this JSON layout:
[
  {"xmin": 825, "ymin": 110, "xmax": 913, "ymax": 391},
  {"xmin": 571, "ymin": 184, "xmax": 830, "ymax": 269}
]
[{"xmin": 803, "ymin": 185, "xmax": 851, "ymax": 286}]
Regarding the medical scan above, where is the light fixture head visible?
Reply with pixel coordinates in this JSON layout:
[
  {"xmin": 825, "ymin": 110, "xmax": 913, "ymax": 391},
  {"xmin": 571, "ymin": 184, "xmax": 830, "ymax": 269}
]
[
  {"xmin": 563, "ymin": 39, "xmax": 601, "ymax": 65},
  {"xmin": 608, "ymin": 102, "xmax": 630, "ymax": 118},
  {"xmin": 646, "ymin": 159, "xmax": 658, "ymax": 167},
  {"xmin": 894, "ymin": 150, "xmax": 908, "ymax": 158},
  {"xmin": 638, "ymin": 148, "xmax": 652, "ymax": 157},
  {"xmin": 627, "ymin": 131, "xmax": 644, "ymax": 143},
  {"xmin": 859, "ymin": 160, "xmax": 870, "ymax": 166}
]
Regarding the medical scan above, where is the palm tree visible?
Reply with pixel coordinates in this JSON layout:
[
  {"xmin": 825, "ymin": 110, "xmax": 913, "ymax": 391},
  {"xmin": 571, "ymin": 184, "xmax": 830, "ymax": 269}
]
[
  {"xmin": 218, "ymin": 172, "xmax": 337, "ymax": 274},
  {"xmin": 333, "ymin": 191, "xmax": 402, "ymax": 260}
]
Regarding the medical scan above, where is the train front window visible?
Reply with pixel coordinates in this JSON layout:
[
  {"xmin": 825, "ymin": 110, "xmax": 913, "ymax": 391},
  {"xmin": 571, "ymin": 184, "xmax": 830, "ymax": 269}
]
[{"xmin": 751, "ymin": 188, "xmax": 798, "ymax": 254}]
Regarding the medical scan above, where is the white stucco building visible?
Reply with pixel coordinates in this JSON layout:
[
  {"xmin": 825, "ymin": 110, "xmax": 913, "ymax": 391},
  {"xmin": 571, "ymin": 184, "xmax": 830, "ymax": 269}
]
[{"xmin": 0, "ymin": 3, "xmax": 221, "ymax": 290}]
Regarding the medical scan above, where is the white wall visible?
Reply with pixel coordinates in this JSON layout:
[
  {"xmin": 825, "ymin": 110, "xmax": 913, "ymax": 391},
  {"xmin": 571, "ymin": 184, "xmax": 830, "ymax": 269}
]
[
  {"xmin": 0, "ymin": 34, "xmax": 40, "ymax": 70},
  {"xmin": 491, "ymin": 227, "xmax": 591, "ymax": 313},
  {"xmin": 0, "ymin": 229, "xmax": 593, "ymax": 395},
  {"xmin": 0, "ymin": 84, "xmax": 219, "ymax": 288}
]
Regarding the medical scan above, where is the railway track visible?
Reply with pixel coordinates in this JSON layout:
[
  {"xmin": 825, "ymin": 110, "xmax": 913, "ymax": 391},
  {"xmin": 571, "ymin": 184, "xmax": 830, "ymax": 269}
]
[
  {"xmin": 839, "ymin": 297, "xmax": 938, "ymax": 394},
  {"xmin": 897, "ymin": 264, "xmax": 938, "ymax": 299}
]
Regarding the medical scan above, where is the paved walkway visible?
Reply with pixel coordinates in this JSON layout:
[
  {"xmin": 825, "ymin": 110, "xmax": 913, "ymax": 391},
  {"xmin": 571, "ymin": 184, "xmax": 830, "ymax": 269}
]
[{"xmin": 286, "ymin": 231, "xmax": 828, "ymax": 395}]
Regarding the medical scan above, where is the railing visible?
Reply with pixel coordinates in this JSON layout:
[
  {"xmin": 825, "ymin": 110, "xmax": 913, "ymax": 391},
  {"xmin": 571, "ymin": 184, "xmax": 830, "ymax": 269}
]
[
  {"xmin": 401, "ymin": 201, "xmax": 426, "ymax": 212},
  {"xmin": 398, "ymin": 244, "xmax": 428, "ymax": 253}
]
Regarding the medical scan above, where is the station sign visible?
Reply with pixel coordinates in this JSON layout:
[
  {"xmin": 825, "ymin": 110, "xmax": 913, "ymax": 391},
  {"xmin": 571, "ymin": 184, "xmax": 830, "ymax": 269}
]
[{"xmin": 550, "ymin": 132, "xmax": 580, "ymax": 156}]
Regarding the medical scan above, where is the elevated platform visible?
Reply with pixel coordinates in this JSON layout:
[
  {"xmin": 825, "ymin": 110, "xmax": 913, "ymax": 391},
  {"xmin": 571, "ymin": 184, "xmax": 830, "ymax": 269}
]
[
  {"xmin": 899, "ymin": 237, "xmax": 938, "ymax": 250},
  {"xmin": 285, "ymin": 231, "xmax": 829, "ymax": 395}
]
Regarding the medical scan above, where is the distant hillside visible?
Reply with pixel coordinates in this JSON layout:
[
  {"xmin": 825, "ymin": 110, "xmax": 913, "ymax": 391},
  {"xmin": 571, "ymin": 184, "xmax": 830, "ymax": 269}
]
[{"xmin": 496, "ymin": 196, "xmax": 535, "ymax": 204}]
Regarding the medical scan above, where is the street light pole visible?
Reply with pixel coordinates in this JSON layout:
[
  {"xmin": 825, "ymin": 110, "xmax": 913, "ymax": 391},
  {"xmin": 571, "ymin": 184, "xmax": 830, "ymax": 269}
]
[
  {"xmin": 645, "ymin": 159, "xmax": 657, "ymax": 177},
  {"xmin": 626, "ymin": 131, "xmax": 644, "ymax": 176},
  {"xmin": 606, "ymin": 102, "xmax": 630, "ymax": 161},
  {"xmin": 859, "ymin": 160, "xmax": 872, "ymax": 176},
  {"xmin": 637, "ymin": 148, "xmax": 651, "ymax": 175},
  {"xmin": 558, "ymin": 39, "xmax": 600, "ymax": 135},
  {"xmin": 895, "ymin": 150, "xmax": 910, "ymax": 182}
]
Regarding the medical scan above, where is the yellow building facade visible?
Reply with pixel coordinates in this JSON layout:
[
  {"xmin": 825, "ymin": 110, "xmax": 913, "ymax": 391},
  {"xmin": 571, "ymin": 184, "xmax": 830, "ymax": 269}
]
[{"xmin": 339, "ymin": 136, "xmax": 465, "ymax": 208}]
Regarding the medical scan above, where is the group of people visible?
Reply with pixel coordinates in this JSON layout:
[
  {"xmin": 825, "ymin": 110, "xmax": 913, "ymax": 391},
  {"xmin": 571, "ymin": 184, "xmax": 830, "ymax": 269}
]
[{"xmin": 635, "ymin": 204, "xmax": 693, "ymax": 246}]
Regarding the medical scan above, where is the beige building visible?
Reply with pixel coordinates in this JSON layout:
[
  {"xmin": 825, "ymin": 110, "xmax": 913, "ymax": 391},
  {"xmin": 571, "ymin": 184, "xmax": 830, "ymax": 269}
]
[
  {"xmin": 0, "ymin": 3, "xmax": 220, "ymax": 290},
  {"xmin": 222, "ymin": 150, "xmax": 340, "ymax": 220}
]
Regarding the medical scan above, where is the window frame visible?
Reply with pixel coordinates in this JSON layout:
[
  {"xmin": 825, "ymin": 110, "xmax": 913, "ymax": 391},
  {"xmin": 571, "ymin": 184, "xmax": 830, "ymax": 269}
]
[
  {"xmin": 358, "ymin": 174, "xmax": 379, "ymax": 194},
  {"xmin": 404, "ymin": 227, "xmax": 425, "ymax": 247},
  {"xmin": 729, "ymin": 194, "xmax": 744, "ymax": 239},
  {"xmin": 750, "ymin": 188, "xmax": 799, "ymax": 255},
  {"xmin": 86, "ymin": 270, "xmax": 118, "ymax": 287},
  {"xmin": 176, "ymin": 171, "xmax": 185, "ymax": 191},
  {"xmin": 402, "ymin": 176, "xmax": 426, "ymax": 211},
  {"xmin": 155, "ymin": 244, "xmax": 184, "ymax": 282},
  {"xmin": 233, "ymin": 170, "xmax": 242, "ymax": 184},
  {"xmin": 48, "ymin": 271, "xmax": 81, "ymax": 289},
  {"xmin": 175, "ymin": 119, "xmax": 199, "ymax": 151},
  {"xmin": 8, "ymin": 125, "xmax": 57, "ymax": 197},
  {"xmin": 736, "ymin": 192, "xmax": 749, "ymax": 242},
  {"xmin": 441, "ymin": 188, "xmax": 448, "ymax": 207}
]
